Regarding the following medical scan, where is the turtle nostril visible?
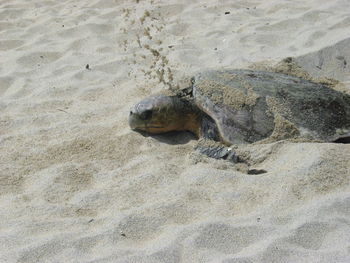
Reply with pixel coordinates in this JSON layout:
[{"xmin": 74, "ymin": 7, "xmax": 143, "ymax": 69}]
[{"xmin": 130, "ymin": 111, "xmax": 133, "ymax": 115}]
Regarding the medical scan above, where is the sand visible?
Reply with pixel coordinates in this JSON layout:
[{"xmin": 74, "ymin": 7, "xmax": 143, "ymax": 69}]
[{"xmin": 1, "ymin": 0, "xmax": 350, "ymax": 262}]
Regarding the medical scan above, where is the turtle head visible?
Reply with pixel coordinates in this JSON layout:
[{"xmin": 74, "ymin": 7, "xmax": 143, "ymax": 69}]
[{"xmin": 129, "ymin": 95, "xmax": 199, "ymax": 135}]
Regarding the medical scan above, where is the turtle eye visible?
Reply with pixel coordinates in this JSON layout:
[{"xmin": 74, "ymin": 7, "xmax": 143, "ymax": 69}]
[{"xmin": 139, "ymin": 110, "xmax": 153, "ymax": 120}]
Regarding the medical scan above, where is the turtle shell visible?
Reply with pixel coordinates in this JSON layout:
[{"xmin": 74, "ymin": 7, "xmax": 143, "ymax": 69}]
[{"xmin": 192, "ymin": 69, "xmax": 350, "ymax": 144}]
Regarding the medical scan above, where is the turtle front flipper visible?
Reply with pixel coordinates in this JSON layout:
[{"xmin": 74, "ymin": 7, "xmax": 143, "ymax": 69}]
[
  {"xmin": 195, "ymin": 143, "xmax": 267, "ymax": 174},
  {"xmin": 200, "ymin": 113, "xmax": 221, "ymax": 141},
  {"xmin": 197, "ymin": 114, "xmax": 239, "ymax": 162},
  {"xmin": 195, "ymin": 144, "xmax": 238, "ymax": 162}
]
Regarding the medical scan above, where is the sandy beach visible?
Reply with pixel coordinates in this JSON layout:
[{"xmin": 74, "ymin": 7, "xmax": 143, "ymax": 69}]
[{"xmin": 1, "ymin": 0, "xmax": 350, "ymax": 262}]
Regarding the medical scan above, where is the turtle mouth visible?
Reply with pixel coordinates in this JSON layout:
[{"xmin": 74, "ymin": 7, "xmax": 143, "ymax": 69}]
[
  {"xmin": 129, "ymin": 117, "xmax": 164, "ymax": 132},
  {"xmin": 129, "ymin": 111, "xmax": 166, "ymax": 131}
]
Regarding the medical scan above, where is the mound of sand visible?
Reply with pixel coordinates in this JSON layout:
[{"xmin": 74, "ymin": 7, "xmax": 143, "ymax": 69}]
[{"xmin": 295, "ymin": 37, "xmax": 350, "ymax": 82}]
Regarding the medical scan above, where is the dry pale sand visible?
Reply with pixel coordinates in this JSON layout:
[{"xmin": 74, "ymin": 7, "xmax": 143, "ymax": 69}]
[{"xmin": 1, "ymin": 0, "xmax": 350, "ymax": 262}]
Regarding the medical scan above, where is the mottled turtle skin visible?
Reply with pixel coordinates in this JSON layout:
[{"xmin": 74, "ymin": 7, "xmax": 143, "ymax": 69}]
[{"xmin": 129, "ymin": 70, "xmax": 350, "ymax": 146}]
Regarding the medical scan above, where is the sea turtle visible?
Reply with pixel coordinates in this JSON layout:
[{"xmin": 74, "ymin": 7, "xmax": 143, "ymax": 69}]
[{"xmin": 129, "ymin": 69, "xmax": 350, "ymax": 161}]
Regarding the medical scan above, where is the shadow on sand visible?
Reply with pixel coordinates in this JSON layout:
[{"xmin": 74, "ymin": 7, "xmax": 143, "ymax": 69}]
[{"xmin": 136, "ymin": 130, "xmax": 196, "ymax": 145}]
